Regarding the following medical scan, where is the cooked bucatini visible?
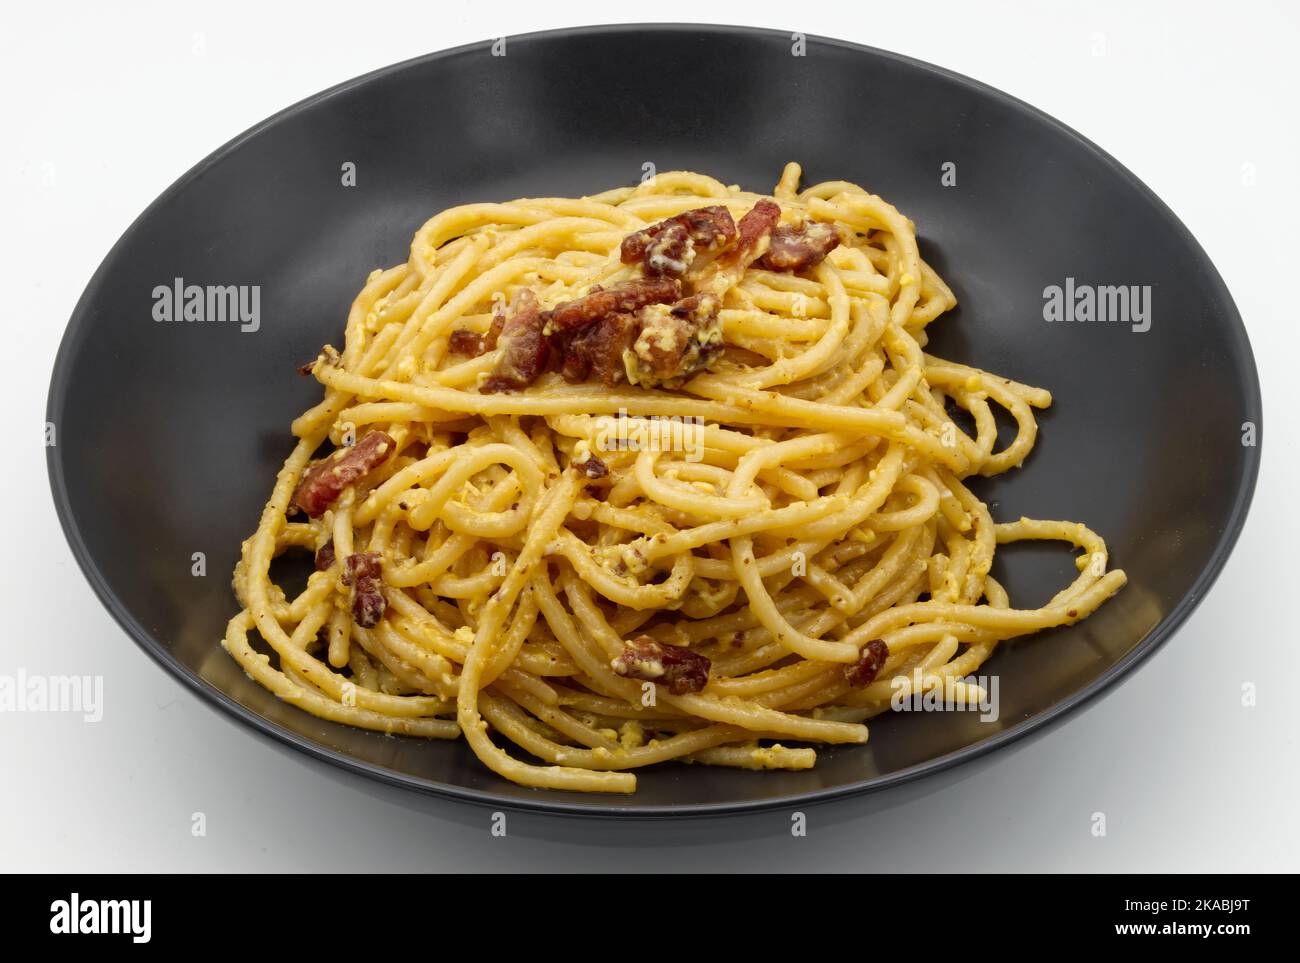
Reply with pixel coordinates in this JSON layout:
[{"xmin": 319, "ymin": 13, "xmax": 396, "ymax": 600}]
[{"xmin": 225, "ymin": 163, "xmax": 1127, "ymax": 793}]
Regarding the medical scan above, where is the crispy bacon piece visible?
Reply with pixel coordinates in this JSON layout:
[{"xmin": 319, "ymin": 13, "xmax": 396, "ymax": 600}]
[
  {"xmin": 314, "ymin": 540, "xmax": 336, "ymax": 572},
  {"xmin": 341, "ymin": 552, "xmax": 381, "ymax": 585},
  {"xmin": 620, "ymin": 206, "xmax": 737, "ymax": 278},
  {"xmin": 291, "ymin": 431, "xmax": 396, "ymax": 518},
  {"xmin": 730, "ymin": 198, "xmax": 782, "ymax": 266},
  {"xmin": 757, "ymin": 221, "xmax": 841, "ymax": 273},
  {"xmin": 544, "ymin": 278, "xmax": 681, "ymax": 333},
  {"xmin": 576, "ymin": 453, "xmax": 608, "ymax": 479},
  {"xmin": 482, "ymin": 290, "xmax": 549, "ymax": 392},
  {"xmin": 342, "ymin": 551, "xmax": 386, "ymax": 628},
  {"xmin": 629, "ymin": 293, "xmax": 723, "ymax": 386},
  {"xmin": 298, "ymin": 344, "xmax": 342, "ymax": 379},
  {"xmin": 693, "ymin": 198, "xmax": 782, "ymax": 297},
  {"xmin": 843, "ymin": 639, "xmax": 890, "ymax": 687},
  {"xmin": 448, "ymin": 328, "xmax": 486, "ymax": 356},
  {"xmin": 611, "ymin": 635, "xmax": 711, "ymax": 695},
  {"xmin": 450, "ymin": 309, "xmax": 506, "ymax": 357},
  {"xmin": 637, "ymin": 222, "xmax": 692, "ymax": 278},
  {"xmin": 559, "ymin": 312, "xmax": 638, "ymax": 384}
]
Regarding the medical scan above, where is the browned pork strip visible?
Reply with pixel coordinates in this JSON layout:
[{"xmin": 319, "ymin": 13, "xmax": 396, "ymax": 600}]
[
  {"xmin": 482, "ymin": 290, "xmax": 549, "ymax": 392},
  {"xmin": 448, "ymin": 328, "xmax": 488, "ymax": 356},
  {"xmin": 611, "ymin": 635, "xmax": 711, "ymax": 695},
  {"xmin": 314, "ymin": 540, "xmax": 336, "ymax": 572},
  {"xmin": 844, "ymin": 639, "xmax": 890, "ymax": 687},
  {"xmin": 692, "ymin": 198, "xmax": 783, "ymax": 297},
  {"xmin": 450, "ymin": 307, "xmax": 506, "ymax": 358},
  {"xmin": 291, "ymin": 431, "xmax": 396, "ymax": 518},
  {"xmin": 620, "ymin": 206, "xmax": 737, "ymax": 278},
  {"xmin": 757, "ymin": 221, "xmax": 841, "ymax": 273},
  {"xmin": 629, "ymin": 293, "xmax": 723, "ymax": 387},
  {"xmin": 342, "ymin": 551, "xmax": 386, "ymax": 628},
  {"xmin": 730, "ymin": 198, "xmax": 782, "ymax": 265},
  {"xmin": 544, "ymin": 278, "xmax": 681, "ymax": 333},
  {"xmin": 558, "ymin": 311, "xmax": 638, "ymax": 384},
  {"xmin": 576, "ymin": 453, "xmax": 609, "ymax": 479}
]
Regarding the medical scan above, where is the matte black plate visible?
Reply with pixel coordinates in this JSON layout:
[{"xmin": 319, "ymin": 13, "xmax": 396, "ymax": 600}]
[{"xmin": 47, "ymin": 25, "xmax": 1261, "ymax": 816}]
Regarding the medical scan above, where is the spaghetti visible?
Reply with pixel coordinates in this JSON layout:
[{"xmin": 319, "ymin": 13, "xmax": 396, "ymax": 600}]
[{"xmin": 225, "ymin": 163, "xmax": 1127, "ymax": 793}]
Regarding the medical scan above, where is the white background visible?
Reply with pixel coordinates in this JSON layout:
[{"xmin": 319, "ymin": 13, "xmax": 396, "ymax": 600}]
[{"xmin": 3, "ymin": 0, "xmax": 1296, "ymax": 872}]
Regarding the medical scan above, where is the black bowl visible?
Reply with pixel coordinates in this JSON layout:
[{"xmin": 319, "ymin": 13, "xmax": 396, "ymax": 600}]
[{"xmin": 46, "ymin": 24, "xmax": 1261, "ymax": 816}]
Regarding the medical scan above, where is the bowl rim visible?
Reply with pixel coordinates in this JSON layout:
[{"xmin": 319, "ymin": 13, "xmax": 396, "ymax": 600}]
[{"xmin": 45, "ymin": 22, "xmax": 1263, "ymax": 818}]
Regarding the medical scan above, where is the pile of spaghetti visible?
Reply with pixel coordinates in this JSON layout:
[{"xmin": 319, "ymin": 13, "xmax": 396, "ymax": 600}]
[{"xmin": 226, "ymin": 163, "xmax": 1127, "ymax": 793}]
